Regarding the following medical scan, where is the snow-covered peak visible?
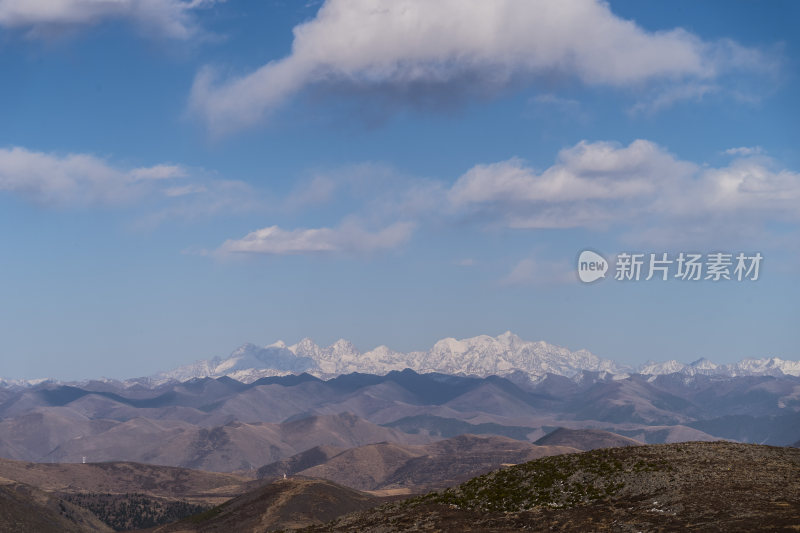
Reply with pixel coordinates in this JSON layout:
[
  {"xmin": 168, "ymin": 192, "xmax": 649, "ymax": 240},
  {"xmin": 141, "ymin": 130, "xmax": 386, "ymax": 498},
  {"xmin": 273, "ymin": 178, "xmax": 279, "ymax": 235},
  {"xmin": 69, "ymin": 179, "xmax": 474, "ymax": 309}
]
[
  {"xmin": 636, "ymin": 355, "xmax": 800, "ymax": 378},
  {"xmin": 497, "ymin": 330, "xmax": 523, "ymax": 346},
  {"xmin": 729, "ymin": 357, "xmax": 800, "ymax": 377},
  {"xmin": 290, "ymin": 337, "xmax": 320, "ymax": 356},
  {"xmin": 143, "ymin": 332, "xmax": 626, "ymax": 384},
  {"xmin": 690, "ymin": 358, "xmax": 718, "ymax": 370},
  {"xmin": 638, "ymin": 360, "xmax": 686, "ymax": 375},
  {"xmin": 230, "ymin": 343, "xmax": 259, "ymax": 357},
  {"xmin": 331, "ymin": 339, "xmax": 358, "ymax": 355}
]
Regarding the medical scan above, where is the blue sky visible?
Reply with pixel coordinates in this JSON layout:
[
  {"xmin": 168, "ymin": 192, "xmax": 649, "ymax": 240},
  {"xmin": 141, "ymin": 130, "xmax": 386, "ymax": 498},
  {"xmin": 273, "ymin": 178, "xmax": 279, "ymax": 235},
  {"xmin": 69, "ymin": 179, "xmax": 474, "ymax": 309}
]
[{"xmin": 0, "ymin": 0, "xmax": 798, "ymax": 380}]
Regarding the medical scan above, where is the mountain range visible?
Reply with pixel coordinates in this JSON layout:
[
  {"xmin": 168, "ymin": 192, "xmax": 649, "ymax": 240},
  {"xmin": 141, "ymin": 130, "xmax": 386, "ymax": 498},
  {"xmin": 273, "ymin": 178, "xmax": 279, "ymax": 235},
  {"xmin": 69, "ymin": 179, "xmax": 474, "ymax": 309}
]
[
  {"xmin": 0, "ymin": 365, "xmax": 798, "ymax": 473},
  {"xmin": 2, "ymin": 332, "xmax": 797, "ymax": 388},
  {"xmin": 138, "ymin": 332, "xmax": 800, "ymax": 386},
  {"xmin": 0, "ymin": 330, "xmax": 797, "ymax": 505}
]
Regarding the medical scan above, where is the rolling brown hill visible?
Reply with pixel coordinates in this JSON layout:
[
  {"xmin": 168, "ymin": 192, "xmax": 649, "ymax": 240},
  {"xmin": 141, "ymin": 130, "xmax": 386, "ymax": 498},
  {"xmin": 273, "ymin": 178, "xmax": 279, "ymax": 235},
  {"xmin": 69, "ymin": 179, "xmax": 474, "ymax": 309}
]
[
  {"xmin": 41, "ymin": 413, "xmax": 431, "ymax": 472},
  {"xmin": 0, "ymin": 480, "xmax": 112, "ymax": 532},
  {"xmin": 151, "ymin": 478, "xmax": 381, "ymax": 533},
  {"xmin": 0, "ymin": 457, "xmax": 250, "ymax": 505},
  {"xmin": 258, "ymin": 434, "xmax": 578, "ymax": 492},
  {"xmin": 256, "ymin": 445, "xmax": 346, "ymax": 480},
  {"xmin": 304, "ymin": 441, "xmax": 800, "ymax": 532},
  {"xmin": 0, "ymin": 457, "xmax": 261, "ymax": 531},
  {"xmin": 533, "ymin": 427, "xmax": 642, "ymax": 450}
]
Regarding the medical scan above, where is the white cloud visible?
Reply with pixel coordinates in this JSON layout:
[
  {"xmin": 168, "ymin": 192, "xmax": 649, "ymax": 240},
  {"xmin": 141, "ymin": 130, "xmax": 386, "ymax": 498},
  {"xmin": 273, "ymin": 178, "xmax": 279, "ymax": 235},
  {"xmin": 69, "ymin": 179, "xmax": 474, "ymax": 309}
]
[
  {"xmin": 190, "ymin": 0, "xmax": 771, "ymax": 134},
  {"xmin": 211, "ymin": 140, "xmax": 800, "ymax": 258},
  {"xmin": 0, "ymin": 146, "xmax": 253, "ymax": 227},
  {"xmin": 217, "ymin": 220, "xmax": 414, "ymax": 255},
  {"xmin": 0, "ymin": 146, "xmax": 185, "ymax": 205},
  {"xmin": 447, "ymin": 139, "xmax": 800, "ymax": 234},
  {"xmin": 0, "ymin": 0, "xmax": 220, "ymax": 39},
  {"xmin": 449, "ymin": 140, "xmax": 694, "ymax": 228}
]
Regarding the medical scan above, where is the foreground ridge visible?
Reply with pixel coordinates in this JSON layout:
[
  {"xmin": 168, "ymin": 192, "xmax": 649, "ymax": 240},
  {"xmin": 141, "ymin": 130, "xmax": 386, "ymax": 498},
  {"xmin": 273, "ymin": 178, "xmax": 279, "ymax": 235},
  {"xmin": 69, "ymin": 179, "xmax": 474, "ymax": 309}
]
[{"xmin": 304, "ymin": 441, "xmax": 800, "ymax": 532}]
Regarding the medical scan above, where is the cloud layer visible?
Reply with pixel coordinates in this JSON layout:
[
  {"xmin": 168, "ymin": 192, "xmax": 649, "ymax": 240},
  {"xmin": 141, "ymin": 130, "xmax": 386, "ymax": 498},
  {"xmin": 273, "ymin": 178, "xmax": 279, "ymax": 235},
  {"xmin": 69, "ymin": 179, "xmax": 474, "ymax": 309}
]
[
  {"xmin": 190, "ymin": 0, "xmax": 770, "ymax": 133},
  {"xmin": 0, "ymin": 146, "xmax": 185, "ymax": 205},
  {"xmin": 215, "ymin": 139, "xmax": 800, "ymax": 257},
  {"xmin": 6, "ymin": 141, "xmax": 795, "ymax": 257},
  {"xmin": 0, "ymin": 146, "xmax": 253, "ymax": 225},
  {"xmin": 449, "ymin": 140, "xmax": 800, "ymax": 232},
  {"xmin": 0, "ymin": 0, "xmax": 218, "ymax": 39}
]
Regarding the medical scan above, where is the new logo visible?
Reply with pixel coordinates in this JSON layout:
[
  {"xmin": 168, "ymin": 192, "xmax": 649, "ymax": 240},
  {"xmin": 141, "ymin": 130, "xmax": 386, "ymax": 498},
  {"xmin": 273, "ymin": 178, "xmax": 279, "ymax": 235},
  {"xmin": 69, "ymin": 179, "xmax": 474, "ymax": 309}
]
[{"xmin": 577, "ymin": 250, "xmax": 608, "ymax": 283}]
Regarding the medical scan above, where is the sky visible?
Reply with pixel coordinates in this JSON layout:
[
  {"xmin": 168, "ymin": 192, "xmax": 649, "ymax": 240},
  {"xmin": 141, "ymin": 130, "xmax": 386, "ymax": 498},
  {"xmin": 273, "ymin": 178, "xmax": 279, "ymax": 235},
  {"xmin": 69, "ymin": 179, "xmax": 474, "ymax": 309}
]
[{"xmin": 0, "ymin": 0, "xmax": 798, "ymax": 380}]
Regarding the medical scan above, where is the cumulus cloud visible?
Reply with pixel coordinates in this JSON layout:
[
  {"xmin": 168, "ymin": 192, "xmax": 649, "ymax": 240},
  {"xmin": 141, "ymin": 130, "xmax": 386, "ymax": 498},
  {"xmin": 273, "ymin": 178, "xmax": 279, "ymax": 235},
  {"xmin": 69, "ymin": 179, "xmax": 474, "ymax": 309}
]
[
  {"xmin": 0, "ymin": 0, "xmax": 220, "ymax": 39},
  {"xmin": 189, "ymin": 0, "xmax": 772, "ymax": 134},
  {"xmin": 0, "ymin": 145, "xmax": 253, "ymax": 226},
  {"xmin": 0, "ymin": 146, "xmax": 187, "ymax": 205},
  {"xmin": 217, "ymin": 220, "xmax": 414, "ymax": 255},
  {"xmin": 449, "ymin": 140, "xmax": 695, "ymax": 228},
  {"xmin": 447, "ymin": 139, "xmax": 800, "ymax": 235}
]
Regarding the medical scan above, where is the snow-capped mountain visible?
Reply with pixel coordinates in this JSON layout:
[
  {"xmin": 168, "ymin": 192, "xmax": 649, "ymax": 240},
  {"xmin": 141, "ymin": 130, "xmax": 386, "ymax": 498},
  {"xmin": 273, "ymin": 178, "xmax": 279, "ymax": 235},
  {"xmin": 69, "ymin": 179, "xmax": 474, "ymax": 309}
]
[
  {"xmin": 147, "ymin": 331, "xmax": 800, "ymax": 385},
  {"xmin": 4, "ymin": 332, "xmax": 796, "ymax": 387},
  {"xmin": 637, "ymin": 356, "xmax": 800, "ymax": 378},
  {"xmin": 150, "ymin": 331, "xmax": 626, "ymax": 384},
  {"xmin": 152, "ymin": 341, "xmax": 314, "ymax": 384}
]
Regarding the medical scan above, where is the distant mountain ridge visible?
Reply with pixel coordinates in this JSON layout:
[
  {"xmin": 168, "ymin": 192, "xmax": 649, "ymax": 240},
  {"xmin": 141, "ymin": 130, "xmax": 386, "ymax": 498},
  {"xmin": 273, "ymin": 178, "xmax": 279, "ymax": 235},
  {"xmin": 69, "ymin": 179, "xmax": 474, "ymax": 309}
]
[
  {"xmin": 148, "ymin": 331, "xmax": 800, "ymax": 385},
  {"xmin": 256, "ymin": 434, "xmax": 579, "ymax": 492},
  {"xmin": 1, "ymin": 332, "xmax": 797, "ymax": 389},
  {"xmin": 0, "ymin": 367, "xmax": 797, "ymax": 471}
]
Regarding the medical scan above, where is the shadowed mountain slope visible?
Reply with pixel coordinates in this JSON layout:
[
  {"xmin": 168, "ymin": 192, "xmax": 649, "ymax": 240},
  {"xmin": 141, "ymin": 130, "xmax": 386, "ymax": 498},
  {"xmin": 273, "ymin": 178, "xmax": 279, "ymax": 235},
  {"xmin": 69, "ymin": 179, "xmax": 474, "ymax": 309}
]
[
  {"xmin": 258, "ymin": 434, "xmax": 578, "ymax": 492},
  {"xmin": 0, "ymin": 480, "xmax": 112, "ymax": 532},
  {"xmin": 534, "ymin": 427, "xmax": 643, "ymax": 450},
  {"xmin": 0, "ymin": 457, "xmax": 250, "ymax": 505},
  {"xmin": 383, "ymin": 414, "xmax": 537, "ymax": 440},
  {"xmin": 151, "ymin": 478, "xmax": 381, "ymax": 533}
]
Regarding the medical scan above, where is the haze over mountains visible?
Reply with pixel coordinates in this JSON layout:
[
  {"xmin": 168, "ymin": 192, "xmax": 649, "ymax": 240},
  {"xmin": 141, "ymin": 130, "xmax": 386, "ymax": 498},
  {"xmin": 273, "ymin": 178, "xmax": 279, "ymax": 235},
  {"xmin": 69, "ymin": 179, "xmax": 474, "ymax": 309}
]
[{"xmin": 0, "ymin": 364, "xmax": 797, "ymax": 473}]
